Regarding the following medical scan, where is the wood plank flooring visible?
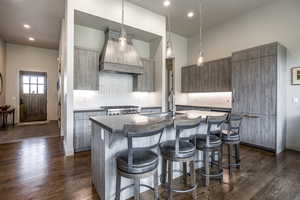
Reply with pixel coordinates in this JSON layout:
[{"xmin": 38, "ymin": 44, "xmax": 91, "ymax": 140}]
[
  {"xmin": 0, "ymin": 123, "xmax": 300, "ymax": 199},
  {"xmin": 0, "ymin": 121, "xmax": 59, "ymax": 144}
]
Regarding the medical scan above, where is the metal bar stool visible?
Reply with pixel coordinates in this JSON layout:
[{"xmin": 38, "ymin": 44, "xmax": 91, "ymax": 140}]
[
  {"xmin": 221, "ymin": 114, "xmax": 243, "ymax": 175},
  {"xmin": 191, "ymin": 116, "xmax": 227, "ymax": 186},
  {"xmin": 160, "ymin": 116, "xmax": 202, "ymax": 200},
  {"xmin": 115, "ymin": 119, "xmax": 170, "ymax": 200}
]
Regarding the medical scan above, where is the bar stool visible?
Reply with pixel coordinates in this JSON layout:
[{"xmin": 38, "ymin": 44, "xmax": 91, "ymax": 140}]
[
  {"xmin": 221, "ymin": 114, "xmax": 243, "ymax": 175},
  {"xmin": 191, "ymin": 116, "xmax": 226, "ymax": 186},
  {"xmin": 115, "ymin": 120, "xmax": 170, "ymax": 200},
  {"xmin": 160, "ymin": 116, "xmax": 202, "ymax": 200}
]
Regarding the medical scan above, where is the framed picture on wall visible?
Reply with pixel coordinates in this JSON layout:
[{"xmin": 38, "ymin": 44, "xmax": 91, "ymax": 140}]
[{"xmin": 291, "ymin": 67, "xmax": 300, "ymax": 85}]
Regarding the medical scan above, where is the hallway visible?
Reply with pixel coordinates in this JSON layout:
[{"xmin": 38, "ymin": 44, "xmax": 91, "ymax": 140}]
[{"xmin": 0, "ymin": 121, "xmax": 59, "ymax": 144}]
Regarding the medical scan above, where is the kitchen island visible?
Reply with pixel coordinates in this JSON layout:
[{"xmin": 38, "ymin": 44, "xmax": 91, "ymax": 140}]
[{"xmin": 90, "ymin": 111, "xmax": 227, "ymax": 200}]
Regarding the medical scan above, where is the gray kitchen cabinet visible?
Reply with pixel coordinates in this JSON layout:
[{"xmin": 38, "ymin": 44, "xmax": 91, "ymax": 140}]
[
  {"xmin": 239, "ymin": 115, "xmax": 276, "ymax": 151},
  {"xmin": 74, "ymin": 110, "xmax": 105, "ymax": 152},
  {"xmin": 74, "ymin": 47, "xmax": 99, "ymax": 90},
  {"xmin": 232, "ymin": 42, "xmax": 287, "ymax": 153},
  {"xmin": 133, "ymin": 58, "xmax": 155, "ymax": 92},
  {"xmin": 181, "ymin": 57, "xmax": 231, "ymax": 93},
  {"xmin": 181, "ymin": 66, "xmax": 190, "ymax": 92}
]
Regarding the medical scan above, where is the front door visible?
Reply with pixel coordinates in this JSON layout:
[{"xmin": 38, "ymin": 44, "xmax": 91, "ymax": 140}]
[{"xmin": 19, "ymin": 71, "xmax": 47, "ymax": 122}]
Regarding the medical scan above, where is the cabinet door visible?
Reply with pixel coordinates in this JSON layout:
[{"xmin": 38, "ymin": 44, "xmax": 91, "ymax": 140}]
[
  {"xmin": 232, "ymin": 60, "xmax": 250, "ymax": 114},
  {"xmin": 190, "ymin": 66, "xmax": 198, "ymax": 92},
  {"xmin": 248, "ymin": 58, "xmax": 262, "ymax": 114},
  {"xmin": 181, "ymin": 66, "xmax": 190, "ymax": 92},
  {"xmin": 74, "ymin": 47, "xmax": 99, "ymax": 90},
  {"xmin": 74, "ymin": 119, "xmax": 91, "ymax": 152},
  {"xmin": 74, "ymin": 111, "xmax": 105, "ymax": 152},
  {"xmin": 260, "ymin": 56, "xmax": 277, "ymax": 115},
  {"xmin": 208, "ymin": 62, "xmax": 216, "ymax": 92},
  {"xmin": 240, "ymin": 115, "xmax": 276, "ymax": 150},
  {"xmin": 223, "ymin": 58, "xmax": 232, "ymax": 91},
  {"xmin": 133, "ymin": 58, "xmax": 155, "ymax": 92}
]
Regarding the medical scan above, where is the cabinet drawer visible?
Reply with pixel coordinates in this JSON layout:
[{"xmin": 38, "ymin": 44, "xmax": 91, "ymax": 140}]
[
  {"xmin": 74, "ymin": 111, "xmax": 105, "ymax": 120},
  {"xmin": 141, "ymin": 108, "xmax": 161, "ymax": 113}
]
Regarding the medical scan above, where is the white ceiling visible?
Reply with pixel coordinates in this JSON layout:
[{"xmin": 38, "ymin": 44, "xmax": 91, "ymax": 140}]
[
  {"xmin": 0, "ymin": 0, "xmax": 64, "ymax": 49},
  {"xmin": 127, "ymin": 0, "xmax": 275, "ymax": 37},
  {"xmin": 0, "ymin": 0, "xmax": 275, "ymax": 49}
]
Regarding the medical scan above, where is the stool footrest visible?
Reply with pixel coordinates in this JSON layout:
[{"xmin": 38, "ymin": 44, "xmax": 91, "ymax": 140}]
[
  {"xmin": 171, "ymin": 184, "xmax": 198, "ymax": 193},
  {"xmin": 119, "ymin": 183, "xmax": 155, "ymax": 196}
]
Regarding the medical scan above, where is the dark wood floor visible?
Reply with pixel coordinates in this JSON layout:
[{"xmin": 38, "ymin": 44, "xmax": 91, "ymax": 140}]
[
  {"xmin": 0, "ymin": 121, "xmax": 59, "ymax": 144},
  {"xmin": 0, "ymin": 124, "xmax": 300, "ymax": 199}
]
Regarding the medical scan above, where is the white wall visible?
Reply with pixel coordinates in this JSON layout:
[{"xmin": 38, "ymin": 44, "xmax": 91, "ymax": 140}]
[
  {"xmin": 63, "ymin": 0, "xmax": 166, "ymax": 155},
  {"xmin": 170, "ymin": 33, "xmax": 188, "ymax": 105},
  {"xmin": 5, "ymin": 43, "xmax": 59, "ymax": 122},
  {"xmin": 188, "ymin": 0, "xmax": 300, "ymax": 150},
  {"xmin": 0, "ymin": 38, "xmax": 6, "ymax": 105}
]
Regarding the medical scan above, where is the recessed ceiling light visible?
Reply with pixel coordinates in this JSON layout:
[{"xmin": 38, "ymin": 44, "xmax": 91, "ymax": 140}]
[
  {"xmin": 23, "ymin": 24, "xmax": 31, "ymax": 29},
  {"xmin": 163, "ymin": 0, "xmax": 170, "ymax": 7},
  {"xmin": 187, "ymin": 11, "xmax": 195, "ymax": 18},
  {"xmin": 28, "ymin": 37, "xmax": 35, "ymax": 41}
]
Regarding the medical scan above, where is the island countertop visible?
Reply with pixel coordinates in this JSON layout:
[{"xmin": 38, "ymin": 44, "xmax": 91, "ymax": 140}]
[
  {"xmin": 90, "ymin": 110, "xmax": 227, "ymax": 200},
  {"xmin": 90, "ymin": 110, "xmax": 227, "ymax": 134}
]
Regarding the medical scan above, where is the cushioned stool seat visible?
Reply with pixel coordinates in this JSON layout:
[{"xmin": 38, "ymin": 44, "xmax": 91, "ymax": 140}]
[
  {"xmin": 221, "ymin": 130, "xmax": 240, "ymax": 142},
  {"xmin": 117, "ymin": 149, "xmax": 158, "ymax": 174},
  {"xmin": 160, "ymin": 140, "xmax": 196, "ymax": 160},
  {"xmin": 191, "ymin": 134, "xmax": 222, "ymax": 149}
]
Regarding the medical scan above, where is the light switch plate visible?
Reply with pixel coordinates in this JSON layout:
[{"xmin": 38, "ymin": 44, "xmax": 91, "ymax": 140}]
[{"xmin": 293, "ymin": 97, "xmax": 299, "ymax": 104}]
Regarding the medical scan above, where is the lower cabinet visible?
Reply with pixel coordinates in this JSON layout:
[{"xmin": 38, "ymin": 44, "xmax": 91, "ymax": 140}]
[
  {"xmin": 74, "ymin": 111, "xmax": 105, "ymax": 152},
  {"xmin": 239, "ymin": 114, "xmax": 276, "ymax": 151}
]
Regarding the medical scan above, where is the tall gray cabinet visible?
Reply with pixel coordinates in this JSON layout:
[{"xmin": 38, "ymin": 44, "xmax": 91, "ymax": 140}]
[{"xmin": 232, "ymin": 42, "xmax": 287, "ymax": 153}]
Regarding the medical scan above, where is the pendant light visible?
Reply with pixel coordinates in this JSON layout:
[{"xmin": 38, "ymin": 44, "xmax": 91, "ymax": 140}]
[
  {"xmin": 197, "ymin": 0, "xmax": 204, "ymax": 66},
  {"xmin": 166, "ymin": 7, "xmax": 173, "ymax": 58},
  {"xmin": 119, "ymin": 0, "xmax": 127, "ymax": 49}
]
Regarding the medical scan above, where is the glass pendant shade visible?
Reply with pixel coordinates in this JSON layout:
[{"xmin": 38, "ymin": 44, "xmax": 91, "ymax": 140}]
[
  {"xmin": 119, "ymin": 26, "xmax": 127, "ymax": 49},
  {"xmin": 197, "ymin": 51, "xmax": 204, "ymax": 66},
  {"xmin": 166, "ymin": 41, "xmax": 173, "ymax": 58}
]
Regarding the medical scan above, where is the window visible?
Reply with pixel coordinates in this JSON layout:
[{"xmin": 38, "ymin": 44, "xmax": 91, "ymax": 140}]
[{"xmin": 22, "ymin": 74, "xmax": 46, "ymax": 95}]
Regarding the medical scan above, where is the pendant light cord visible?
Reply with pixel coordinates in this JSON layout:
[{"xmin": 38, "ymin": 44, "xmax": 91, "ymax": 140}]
[
  {"xmin": 122, "ymin": 0, "xmax": 124, "ymax": 25},
  {"xmin": 167, "ymin": 7, "xmax": 171, "ymax": 43},
  {"xmin": 121, "ymin": 0, "xmax": 126, "ymax": 36},
  {"xmin": 199, "ymin": 0, "xmax": 203, "ymax": 52}
]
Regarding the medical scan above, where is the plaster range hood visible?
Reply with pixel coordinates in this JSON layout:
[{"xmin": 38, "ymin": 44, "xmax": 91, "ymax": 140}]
[{"xmin": 99, "ymin": 29, "xmax": 144, "ymax": 74}]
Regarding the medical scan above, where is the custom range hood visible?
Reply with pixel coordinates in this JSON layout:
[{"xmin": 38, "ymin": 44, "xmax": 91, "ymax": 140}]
[{"xmin": 99, "ymin": 29, "xmax": 144, "ymax": 74}]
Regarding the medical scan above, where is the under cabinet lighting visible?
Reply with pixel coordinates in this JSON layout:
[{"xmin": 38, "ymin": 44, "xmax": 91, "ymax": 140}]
[
  {"xmin": 28, "ymin": 37, "xmax": 35, "ymax": 41},
  {"xmin": 23, "ymin": 24, "xmax": 31, "ymax": 29},
  {"xmin": 187, "ymin": 11, "xmax": 194, "ymax": 18}
]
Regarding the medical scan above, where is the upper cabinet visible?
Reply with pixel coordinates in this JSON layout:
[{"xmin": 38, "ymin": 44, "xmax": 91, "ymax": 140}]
[
  {"xmin": 74, "ymin": 47, "xmax": 99, "ymax": 90},
  {"xmin": 133, "ymin": 58, "xmax": 155, "ymax": 92},
  {"xmin": 181, "ymin": 57, "xmax": 232, "ymax": 93}
]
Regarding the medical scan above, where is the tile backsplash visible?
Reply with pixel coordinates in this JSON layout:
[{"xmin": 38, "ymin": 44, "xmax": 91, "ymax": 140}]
[
  {"xmin": 74, "ymin": 72, "xmax": 161, "ymax": 109},
  {"xmin": 186, "ymin": 92, "xmax": 232, "ymax": 108}
]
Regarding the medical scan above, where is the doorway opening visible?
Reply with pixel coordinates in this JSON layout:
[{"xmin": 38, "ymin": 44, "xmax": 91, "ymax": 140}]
[{"xmin": 19, "ymin": 71, "xmax": 47, "ymax": 123}]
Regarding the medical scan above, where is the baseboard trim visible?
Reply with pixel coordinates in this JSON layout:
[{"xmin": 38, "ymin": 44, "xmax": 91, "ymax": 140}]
[
  {"xmin": 63, "ymin": 139, "xmax": 74, "ymax": 156},
  {"xmin": 241, "ymin": 142, "xmax": 276, "ymax": 153}
]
